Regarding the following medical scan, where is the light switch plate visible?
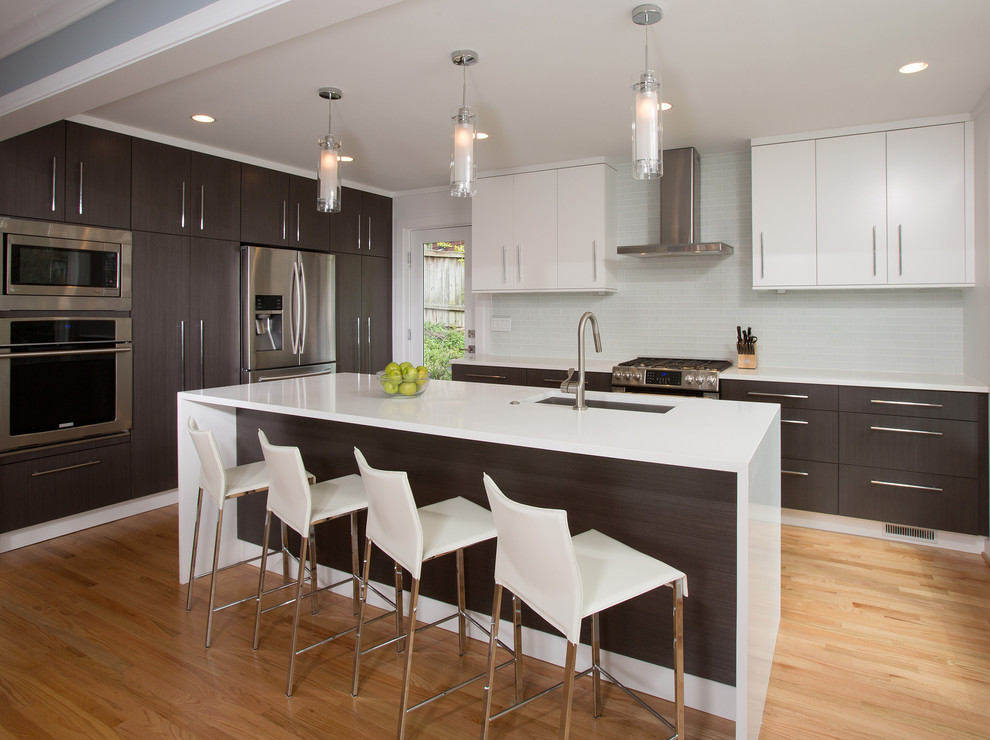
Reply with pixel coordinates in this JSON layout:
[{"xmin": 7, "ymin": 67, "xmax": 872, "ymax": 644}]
[{"xmin": 491, "ymin": 317, "xmax": 512, "ymax": 332}]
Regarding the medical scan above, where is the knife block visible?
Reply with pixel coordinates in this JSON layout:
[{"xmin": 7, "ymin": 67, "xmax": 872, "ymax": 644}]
[{"xmin": 737, "ymin": 348, "xmax": 758, "ymax": 369}]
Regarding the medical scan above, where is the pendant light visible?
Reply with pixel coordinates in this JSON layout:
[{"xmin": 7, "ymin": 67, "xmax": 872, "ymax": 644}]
[
  {"xmin": 450, "ymin": 50, "xmax": 479, "ymax": 198},
  {"xmin": 317, "ymin": 87, "xmax": 342, "ymax": 213},
  {"xmin": 631, "ymin": 4, "xmax": 663, "ymax": 180}
]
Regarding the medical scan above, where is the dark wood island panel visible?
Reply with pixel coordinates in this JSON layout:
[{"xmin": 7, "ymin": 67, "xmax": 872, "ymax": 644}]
[{"xmin": 233, "ymin": 408, "xmax": 740, "ymax": 687}]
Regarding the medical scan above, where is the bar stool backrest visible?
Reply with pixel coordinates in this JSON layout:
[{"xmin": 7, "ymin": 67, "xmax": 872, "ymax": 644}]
[
  {"xmin": 187, "ymin": 417, "xmax": 228, "ymax": 510},
  {"xmin": 483, "ymin": 473, "xmax": 584, "ymax": 643},
  {"xmin": 353, "ymin": 448, "xmax": 425, "ymax": 579},
  {"xmin": 258, "ymin": 430, "xmax": 313, "ymax": 536}
]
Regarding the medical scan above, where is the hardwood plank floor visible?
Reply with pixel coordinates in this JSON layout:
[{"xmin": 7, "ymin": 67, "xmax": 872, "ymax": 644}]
[{"xmin": 1, "ymin": 506, "xmax": 988, "ymax": 739}]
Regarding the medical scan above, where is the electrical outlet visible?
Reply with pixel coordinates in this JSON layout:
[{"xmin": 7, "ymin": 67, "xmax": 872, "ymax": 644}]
[
  {"xmin": 491, "ymin": 317, "xmax": 512, "ymax": 332},
  {"xmin": 467, "ymin": 329, "xmax": 475, "ymax": 338}
]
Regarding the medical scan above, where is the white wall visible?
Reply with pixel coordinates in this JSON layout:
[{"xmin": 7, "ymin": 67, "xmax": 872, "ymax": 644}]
[
  {"xmin": 962, "ymin": 90, "xmax": 990, "ymax": 383},
  {"xmin": 487, "ymin": 153, "xmax": 969, "ymax": 373}
]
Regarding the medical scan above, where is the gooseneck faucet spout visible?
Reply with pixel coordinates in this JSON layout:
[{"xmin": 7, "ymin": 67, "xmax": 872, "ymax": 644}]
[{"xmin": 571, "ymin": 311, "xmax": 602, "ymax": 411}]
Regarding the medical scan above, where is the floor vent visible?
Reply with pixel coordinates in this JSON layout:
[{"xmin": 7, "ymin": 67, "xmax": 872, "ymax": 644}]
[{"xmin": 883, "ymin": 523, "xmax": 937, "ymax": 543}]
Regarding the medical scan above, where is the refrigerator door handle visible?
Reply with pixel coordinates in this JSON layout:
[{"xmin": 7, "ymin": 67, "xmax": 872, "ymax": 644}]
[
  {"xmin": 299, "ymin": 259, "xmax": 308, "ymax": 355},
  {"xmin": 288, "ymin": 261, "xmax": 299, "ymax": 354}
]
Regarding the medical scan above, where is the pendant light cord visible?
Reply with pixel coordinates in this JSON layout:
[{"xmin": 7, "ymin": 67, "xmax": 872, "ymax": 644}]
[{"xmin": 462, "ymin": 64, "xmax": 467, "ymax": 107}]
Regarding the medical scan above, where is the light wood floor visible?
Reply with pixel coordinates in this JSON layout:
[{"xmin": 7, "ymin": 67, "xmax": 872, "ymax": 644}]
[{"xmin": 0, "ymin": 506, "xmax": 988, "ymax": 739}]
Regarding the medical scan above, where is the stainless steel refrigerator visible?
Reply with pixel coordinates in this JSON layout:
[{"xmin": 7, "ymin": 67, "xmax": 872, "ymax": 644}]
[{"xmin": 241, "ymin": 246, "xmax": 335, "ymax": 382}]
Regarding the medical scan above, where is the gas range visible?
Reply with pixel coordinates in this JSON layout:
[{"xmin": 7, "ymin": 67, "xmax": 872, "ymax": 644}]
[{"xmin": 611, "ymin": 357, "xmax": 732, "ymax": 395}]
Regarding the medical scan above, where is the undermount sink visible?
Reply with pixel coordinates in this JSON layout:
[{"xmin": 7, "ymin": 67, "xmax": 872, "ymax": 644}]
[{"xmin": 534, "ymin": 395, "xmax": 673, "ymax": 414}]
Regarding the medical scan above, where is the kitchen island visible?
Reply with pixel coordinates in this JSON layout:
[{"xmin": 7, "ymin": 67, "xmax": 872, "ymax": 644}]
[{"xmin": 176, "ymin": 373, "xmax": 780, "ymax": 738}]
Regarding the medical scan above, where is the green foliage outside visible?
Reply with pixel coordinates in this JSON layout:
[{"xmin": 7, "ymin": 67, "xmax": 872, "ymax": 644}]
[{"xmin": 424, "ymin": 321, "xmax": 464, "ymax": 380}]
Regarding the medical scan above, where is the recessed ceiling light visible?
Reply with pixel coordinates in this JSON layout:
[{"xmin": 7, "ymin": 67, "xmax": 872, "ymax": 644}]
[
  {"xmin": 898, "ymin": 62, "xmax": 929, "ymax": 74},
  {"xmin": 191, "ymin": 114, "xmax": 216, "ymax": 123},
  {"xmin": 475, "ymin": 132, "xmax": 489, "ymax": 140},
  {"xmin": 661, "ymin": 102, "xmax": 672, "ymax": 111},
  {"xmin": 339, "ymin": 155, "xmax": 354, "ymax": 162}
]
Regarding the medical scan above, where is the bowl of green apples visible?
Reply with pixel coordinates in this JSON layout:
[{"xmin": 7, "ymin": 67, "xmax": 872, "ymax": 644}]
[{"xmin": 377, "ymin": 361, "xmax": 430, "ymax": 397}]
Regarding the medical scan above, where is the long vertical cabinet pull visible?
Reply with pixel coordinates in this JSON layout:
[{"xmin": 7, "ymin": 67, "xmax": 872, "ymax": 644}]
[
  {"xmin": 356, "ymin": 317, "xmax": 361, "ymax": 372},
  {"xmin": 180, "ymin": 182, "xmax": 187, "ymax": 229},
  {"xmin": 517, "ymin": 244, "xmax": 522, "ymax": 283},
  {"xmin": 50, "ymin": 157, "xmax": 57, "ymax": 213},
  {"xmin": 501, "ymin": 245, "xmax": 507, "ymax": 284},
  {"xmin": 199, "ymin": 320, "xmax": 205, "ymax": 389},
  {"xmin": 282, "ymin": 201, "xmax": 287, "ymax": 241},
  {"xmin": 179, "ymin": 320, "xmax": 186, "ymax": 391},
  {"xmin": 357, "ymin": 214, "xmax": 362, "ymax": 250},
  {"xmin": 296, "ymin": 203, "xmax": 301, "ymax": 243},
  {"xmin": 78, "ymin": 161, "xmax": 84, "ymax": 215},
  {"xmin": 897, "ymin": 224, "xmax": 903, "ymax": 276},
  {"xmin": 872, "ymin": 226, "xmax": 877, "ymax": 276},
  {"xmin": 199, "ymin": 186, "xmax": 205, "ymax": 231},
  {"xmin": 592, "ymin": 240, "xmax": 598, "ymax": 283},
  {"xmin": 759, "ymin": 232, "xmax": 765, "ymax": 279},
  {"xmin": 367, "ymin": 216, "xmax": 372, "ymax": 252},
  {"xmin": 367, "ymin": 317, "xmax": 372, "ymax": 373}
]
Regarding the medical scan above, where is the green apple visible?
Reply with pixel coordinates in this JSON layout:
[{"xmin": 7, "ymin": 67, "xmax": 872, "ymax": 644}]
[
  {"xmin": 382, "ymin": 380, "xmax": 399, "ymax": 394},
  {"xmin": 398, "ymin": 381, "xmax": 417, "ymax": 396},
  {"xmin": 385, "ymin": 361, "xmax": 400, "ymax": 375}
]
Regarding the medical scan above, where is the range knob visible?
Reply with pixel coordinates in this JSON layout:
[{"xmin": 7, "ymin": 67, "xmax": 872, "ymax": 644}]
[
  {"xmin": 684, "ymin": 374, "xmax": 696, "ymax": 385},
  {"xmin": 705, "ymin": 374, "xmax": 717, "ymax": 387}
]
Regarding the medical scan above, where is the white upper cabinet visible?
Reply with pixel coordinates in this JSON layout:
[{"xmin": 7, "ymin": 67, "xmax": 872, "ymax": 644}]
[
  {"xmin": 886, "ymin": 124, "xmax": 967, "ymax": 286},
  {"xmin": 472, "ymin": 163, "xmax": 617, "ymax": 293},
  {"xmin": 816, "ymin": 132, "xmax": 887, "ymax": 286},
  {"xmin": 557, "ymin": 164, "xmax": 616, "ymax": 291},
  {"xmin": 751, "ymin": 139, "xmax": 817, "ymax": 288},
  {"xmin": 751, "ymin": 119, "xmax": 973, "ymax": 290}
]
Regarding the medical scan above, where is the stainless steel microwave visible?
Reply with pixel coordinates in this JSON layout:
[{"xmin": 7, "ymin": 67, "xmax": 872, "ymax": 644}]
[{"xmin": 0, "ymin": 217, "xmax": 131, "ymax": 311}]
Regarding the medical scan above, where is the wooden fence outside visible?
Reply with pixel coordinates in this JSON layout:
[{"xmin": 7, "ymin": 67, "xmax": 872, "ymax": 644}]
[{"xmin": 424, "ymin": 250, "xmax": 465, "ymax": 328}]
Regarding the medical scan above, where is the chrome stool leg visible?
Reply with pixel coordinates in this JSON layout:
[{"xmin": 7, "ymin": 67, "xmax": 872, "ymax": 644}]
[
  {"xmin": 351, "ymin": 539, "xmax": 374, "ymax": 697},
  {"xmin": 186, "ymin": 487, "xmax": 204, "ymax": 611},
  {"xmin": 456, "ymin": 548, "xmax": 467, "ymax": 655},
  {"xmin": 252, "ymin": 511, "xmax": 274, "ymax": 650},
  {"xmin": 350, "ymin": 511, "xmax": 361, "ymax": 614},
  {"xmin": 396, "ymin": 578, "xmax": 422, "ymax": 740},
  {"xmin": 480, "ymin": 584, "xmax": 504, "ymax": 740},
  {"xmin": 592, "ymin": 612, "xmax": 602, "ymax": 718},
  {"xmin": 204, "ymin": 504, "xmax": 225, "ymax": 648},
  {"xmin": 285, "ymin": 536, "xmax": 309, "ymax": 697},
  {"xmin": 559, "ymin": 642, "xmax": 578, "ymax": 740}
]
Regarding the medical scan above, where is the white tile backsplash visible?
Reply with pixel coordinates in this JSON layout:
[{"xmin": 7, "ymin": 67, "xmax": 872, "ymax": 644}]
[{"xmin": 491, "ymin": 151, "xmax": 965, "ymax": 373}]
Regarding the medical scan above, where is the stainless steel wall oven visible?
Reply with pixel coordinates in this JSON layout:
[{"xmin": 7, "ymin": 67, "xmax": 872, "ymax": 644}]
[
  {"xmin": 1, "ymin": 217, "xmax": 131, "ymax": 311},
  {"xmin": 0, "ymin": 317, "xmax": 132, "ymax": 451}
]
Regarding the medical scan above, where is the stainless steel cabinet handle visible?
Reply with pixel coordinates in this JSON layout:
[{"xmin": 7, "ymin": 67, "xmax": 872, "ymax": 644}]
[
  {"xmin": 296, "ymin": 203, "xmax": 301, "ymax": 243},
  {"xmin": 32, "ymin": 460, "xmax": 101, "ymax": 477},
  {"xmin": 869, "ymin": 425, "xmax": 943, "ymax": 437},
  {"xmin": 51, "ymin": 157, "xmax": 57, "ymax": 212},
  {"xmin": 78, "ymin": 161, "xmax": 84, "ymax": 215},
  {"xmin": 870, "ymin": 399, "xmax": 943, "ymax": 409},
  {"xmin": 592, "ymin": 240, "xmax": 598, "ymax": 282},
  {"xmin": 282, "ymin": 201, "xmax": 287, "ymax": 240},
  {"xmin": 747, "ymin": 391, "xmax": 809, "ymax": 400},
  {"xmin": 367, "ymin": 216, "xmax": 372, "ymax": 251},
  {"xmin": 898, "ymin": 224, "xmax": 903, "ymax": 276},
  {"xmin": 357, "ymin": 214, "xmax": 362, "ymax": 250},
  {"xmin": 870, "ymin": 479, "xmax": 943, "ymax": 493},
  {"xmin": 782, "ymin": 470, "xmax": 809, "ymax": 476},
  {"xmin": 181, "ymin": 181, "xmax": 187, "ymax": 228},
  {"xmin": 199, "ymin": 319, "xmax": 205, "ymax": 389},
  {"xmin": 356, "ymin": 317, "xmax": 361, "ymax": 370},
  {"xmin": 760, "ymin": 232, "xmax": 765, "ymax": 279},
  {"xmin": 179, "ymin": 320, "xmax": 186, "ymax": 391},
  {"xmin": 466, "ymin": 373, "xmax": 507, "ymax": 380},
  {"xmin": 517, "ymin": 244, "xmax": 522, "ymax": 283},
  {"xmin": 199, "ymin": 185, "xmax": 205, "ymax": 231},
  {"xmin": 501, "ymin": 245, "xmax": 507, "ymax": 284},
  {"xmin": 781, "ymin": 419, "xmax": 809, "ymax": 425},
  {"xmin": 872, "ymin": 225, "xmax": 877, "ymax": 276},
  {"xmin": 367, "ymin": 317, "xmax": 372, "ymax": 372}
]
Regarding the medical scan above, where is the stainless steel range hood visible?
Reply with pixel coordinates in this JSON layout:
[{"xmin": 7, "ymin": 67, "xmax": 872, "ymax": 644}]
[{"xmin": 617, "ymin": 147, "xmax": 734, "ymax": 256}]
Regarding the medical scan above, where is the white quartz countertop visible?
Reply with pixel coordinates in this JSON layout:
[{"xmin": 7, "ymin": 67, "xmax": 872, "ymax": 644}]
[
  {"xmin": 452, "ymin": 355, "xmax": 989, "ymax": 393},
  {"xmin": 180, "ymin": 372, "xmax": 779, "ymax": 474}
]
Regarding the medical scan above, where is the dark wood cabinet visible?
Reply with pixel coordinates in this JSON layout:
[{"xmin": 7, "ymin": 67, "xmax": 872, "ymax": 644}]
[
  {"xmin": 525, "ymin": 367, "xmax": 612, "ymax": 391},
  {"xmin": 452, "ymin": 363, "xmax": 527, "ymax": 385},
  {"xmin": 331, "ymin": 186, "xmax": 392, "ymax": 257},
  {"xmin": 64, "ymin": 122, "xmax": 131, "ymax": 229},
  {"xmin": 131, "ymin": 232, "xmax": 240, "ymax": 498},
  {"xmin": 0, "ymin": 437, "xmax": 131, "ymax": 533},
  {"xmin": 190, "ymin": 151, "xmax": 241, "ymax": 241},
  {"xmin": 334, "ymin": 253, "xmax": 392, "ymax": 373},
  {"xmin": 722, "ymin": 378, "xmax": 988, "ymax": 535},
  {"xmin": 0, "ymin": 120, "xmax": 65, "ymax": 220},
  {"xmin": 241, "ymin": 164, "xmax": 329, "ymax": 250}
]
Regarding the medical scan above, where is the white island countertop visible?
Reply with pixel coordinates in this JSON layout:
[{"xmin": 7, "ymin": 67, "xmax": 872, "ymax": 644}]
[{"xmin": 179, "ymin": 372, "xmax": 779, "ymax": 474}]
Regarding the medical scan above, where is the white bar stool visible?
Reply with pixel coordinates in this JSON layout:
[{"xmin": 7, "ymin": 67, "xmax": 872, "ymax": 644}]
[
  {"xmin": 254, "ymin": 429, "xmax": 368, "ymax": 697},
  {"xmin": 479, "ymin": 474, "xmax": 688, "ymax": 740},
  {"xmin": 186, "ymin": 416, "xmax": 284, "ymax": 648},
  {"xmin": 351, "ymin": 447, "xmax": 500, "ymax": 740}
]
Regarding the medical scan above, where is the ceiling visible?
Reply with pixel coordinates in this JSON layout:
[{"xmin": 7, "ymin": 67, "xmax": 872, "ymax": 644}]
[
  {"xmin": 3, "ymin": 0, "xmax": 990, "ymax": 195},
  {"xmin": 0, "ymin": 0, "xmax": 115, "ymax": 58}
]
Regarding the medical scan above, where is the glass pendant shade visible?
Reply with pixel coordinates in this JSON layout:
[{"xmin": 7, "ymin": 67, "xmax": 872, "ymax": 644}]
[
  {"xmin": 451, "ymin": 105, "xmax": 477, "ymax": 197},
  {"xmin": 632, "ymin": 70, "xmax": 662, "ymax": 179},
  {"xmin": 317, "ymin": 134, "xmax": 341, "ymax": 213}
]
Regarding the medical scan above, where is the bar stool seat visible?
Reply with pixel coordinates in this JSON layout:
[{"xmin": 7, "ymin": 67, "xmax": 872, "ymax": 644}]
[
  {"xmin": 351, "ymin": 447, "xmax": 503, "ymax": 740},
  {"xmin": 480, "ymin": 473, "xmax": 688, "ymax": 740},
  {"xmin": 254, "ymin": 429, "xmax": 369, "ymax": 697}
]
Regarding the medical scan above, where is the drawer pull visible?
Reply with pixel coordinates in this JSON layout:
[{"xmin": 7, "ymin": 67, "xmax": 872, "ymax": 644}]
[
  {"xmin": 32, "ymin": 460, "xmax": 101, "ymax": 477},
  {"xmin": 869, "ymin": 425, "xmax": 943, "ymax": 437},
  {"xmin": 748, "ymin": 391, "xmax": 809, "ymax": 399},
  {"xmin": 782, "ymin": 470, "xmax": 809, "ymax": 476},
  {"xmin": 781, "ymin": 419, "xmax": 809, "ymax": 425},
  {"xmin": 870, "ymin": 399, "xmax": 943, "ymax": 409},
  {"xmin": 466, "ymin": 373, "xmax": 507, "ymax": 380},
  {"xmin": 870, "ymin": 479, "xmax": 943, "ymax": 493}
]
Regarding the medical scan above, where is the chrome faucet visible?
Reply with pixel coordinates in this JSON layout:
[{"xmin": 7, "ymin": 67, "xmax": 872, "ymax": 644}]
[{"xmin": 561, "ymin": 311, "xmax": 602, "ymax": 411}]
